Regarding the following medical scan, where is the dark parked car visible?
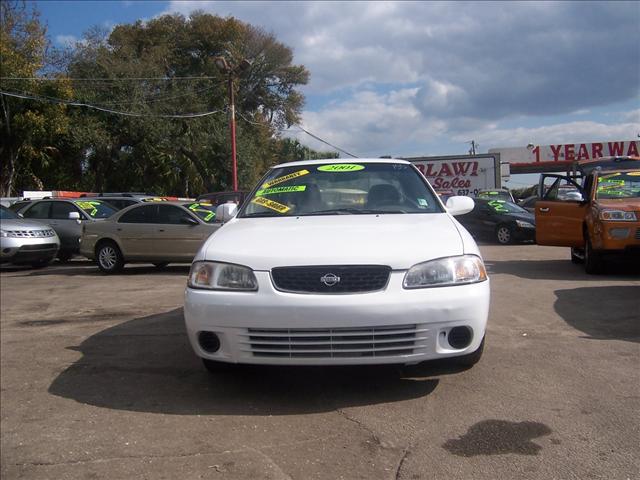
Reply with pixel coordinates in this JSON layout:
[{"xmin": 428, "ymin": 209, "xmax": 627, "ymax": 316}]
[
  {"xmin": 456, "ymin": 198, "xmax": 536, "ymax": 244},
  {"xmin": 517, "ymin": 195, "xmax": 538, "ymax": 213}
]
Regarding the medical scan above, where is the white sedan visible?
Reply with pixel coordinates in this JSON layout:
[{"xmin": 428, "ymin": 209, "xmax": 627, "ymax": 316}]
[{"xmin": 184, "ymin": 159, "xmax": 490, "ymax": 371}]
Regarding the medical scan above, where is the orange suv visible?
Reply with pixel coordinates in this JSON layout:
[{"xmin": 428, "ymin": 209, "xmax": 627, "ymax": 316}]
[{"xmin": 535, "ymin": 156, "xmax": 640, "ymax": 273}]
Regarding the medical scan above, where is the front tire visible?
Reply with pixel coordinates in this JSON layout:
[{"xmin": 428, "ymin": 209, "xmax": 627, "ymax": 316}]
[
  {"xmin": 96, "ymin": 241, "xmax": 124, "ymax": 274},
  {"xmin": 495, "ymin": 225, "xmax": 513, "ymax": 244},
  {"xmin": 584, "ymin": 236, "xmax": 602, "ymax": 274},
  {"xmin": 57, "ymin": 251, "xmax": 73, "ymax": 263}
]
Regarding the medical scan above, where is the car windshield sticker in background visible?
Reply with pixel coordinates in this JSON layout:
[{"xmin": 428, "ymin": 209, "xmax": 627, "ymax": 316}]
[
  {"xmin": 317, "ymin": 164, "xmax": 365, "ymax": 172},
  {"xmin": 262, "ymin": 169, "xmax": 310, "ymax": 188},
  {"xmin": 188, "ymin": 203, "xmax": 216, "ymax": 222},
  {"xmin": 256, "ymin": 185, "xmax": 307, "ymax": 196},
  {"xmin": 251, "ymin": 196, "xmax": 291, "ymax": 214},
  {"xmin": 76, "ymin": 201, "xmax": 101, "ymax": 216},
  {"xmin": 488, "ymin": 200, "xmax": 509, "ymax": 212},
  {"xmin": 418, "ymin": 198, "xmax": 429, "ymax": 207}
]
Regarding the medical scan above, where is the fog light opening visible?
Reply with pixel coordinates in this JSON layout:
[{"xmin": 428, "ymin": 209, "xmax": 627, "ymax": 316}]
[
  {"xmin": 447, "ymin": 326, "xmax": 473, "ymax": 349},
  {"xmin": 198, "ymin": 331, "xmax": 221, "ymax": 353}
]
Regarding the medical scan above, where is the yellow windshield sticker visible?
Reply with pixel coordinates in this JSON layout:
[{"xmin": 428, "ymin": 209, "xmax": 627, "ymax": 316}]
[
  {"xmin": 256, "ymin": 185, "xmax": 307, "ymax": 196},
  {"xmin": 488, "ymin": 200, "xmax": 508, "ymax": 212},
  {"xmin": 188, "ymin": 203, "xmax": 216, "ymax": 222},
  {"xmin": 317, "ymin": 164, "xmax": 365, "ymax": 172},
  {"xmin": 251, "ymin": 196, "xmax": 291, "ymax": 213},
  {"xmin": 263, "ymin": 169, "xmax": 309, "ymax": 188},
  {"xmin": 76, "ymin": 201, "xmax": 100, "ymax": 216}
]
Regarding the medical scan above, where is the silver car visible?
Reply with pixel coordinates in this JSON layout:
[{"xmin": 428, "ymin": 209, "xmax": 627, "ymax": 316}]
[
  {"xmin": 80, "ymin": 201, "xmax": 222, "ymax": 273},
  {"xmin": 16, "ymin": 199, "xmax": 117, "ymax": 261},
  {"xmin": 1, "ymin": 206, "xmax": 60, "ymax": 267}
]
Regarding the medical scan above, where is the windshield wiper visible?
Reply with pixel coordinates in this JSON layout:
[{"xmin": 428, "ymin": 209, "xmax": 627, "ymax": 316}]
[{"xmin": 302, "ymin": 208, "xmax": 407, "ymax": 216}]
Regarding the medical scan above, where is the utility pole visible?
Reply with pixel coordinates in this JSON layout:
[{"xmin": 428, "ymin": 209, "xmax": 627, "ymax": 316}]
[
  {"xmin": 214, "ymin": 56, "xmax": 251, "ymax": 192},
  {"xmin": 468, "ymin": 140, "xmax": 478, "ymax": 156}
]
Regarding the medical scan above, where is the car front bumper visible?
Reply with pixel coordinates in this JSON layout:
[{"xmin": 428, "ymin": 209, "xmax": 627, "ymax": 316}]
[
  {"xmin": 1, "ymin": 237, "xmax": 59, "ymax": 265},
  {"xmin": 184, "ymin": 271, "xmax": 490, "ymax": 366}
]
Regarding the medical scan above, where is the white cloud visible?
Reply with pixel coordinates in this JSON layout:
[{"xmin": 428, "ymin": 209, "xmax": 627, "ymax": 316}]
[{"xmin": 55, "ymin": 34, "xmax": 80, "ymax": 47}]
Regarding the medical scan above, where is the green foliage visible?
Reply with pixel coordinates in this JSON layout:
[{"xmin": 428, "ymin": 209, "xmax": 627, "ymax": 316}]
[
  {"xmin": 0, "ymin": 0, "xmax": 72, "ymax": 195},
  {"xmin": 1, "ymin": 7, "xmax": 333, "ymax": 197}
]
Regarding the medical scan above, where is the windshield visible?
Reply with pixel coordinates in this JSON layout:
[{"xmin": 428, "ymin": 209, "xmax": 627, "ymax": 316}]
[
  {"xmin": 240, "ymin": 162, "xmax": 442, "ymax": 217},
  {"xmin": 478, "ymin": 191, "xmax": 511, "ymax": 201},
  {"xmin": 596, "ymin": 171, "xmax": 640, "ymax": 199},
  {"xmin": 484, "ymin": 199, "xmax": 529, "ymax": 214},
  {"xmin": 73, "ymin": 200, "xmax": 117, "ymax": 218},
  {"xmin": 0, "ymin": 206, "xmax": 18, "ymax": 220},
  {"xmin": 184, "ymin": 202, "xmax": 217, "ymax": 223}
]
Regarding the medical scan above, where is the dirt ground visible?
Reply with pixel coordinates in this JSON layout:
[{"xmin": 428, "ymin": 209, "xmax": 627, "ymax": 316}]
[{"xmin": 1, "ymin": 244, "xmax": 638, "ymax": 479}]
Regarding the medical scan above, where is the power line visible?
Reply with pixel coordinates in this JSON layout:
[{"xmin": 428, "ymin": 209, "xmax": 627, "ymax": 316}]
[
  {"xmin": 0, "ymin": 76, "xmax": 219, "ymax": 81},
  {"xmin": 0, "ymin": 90, "xmax": 224, "ymax": 118}
]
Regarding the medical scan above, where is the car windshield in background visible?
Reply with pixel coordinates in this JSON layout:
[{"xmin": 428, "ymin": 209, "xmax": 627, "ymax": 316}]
[
  {"xmin": 240, "ymin": 162, "xmax": 442, "ymax": 218},
  {"xmin": 596, "ymin": 171, "xmax": 640, "ymax": 199},
  {"xmin": 184, "ymin": 202, "xmax": 217, "ymax": 223},
  {"xmin": 484, "ymin": 199, "xmax": 529, "ymax": 214},
  {"xmin": 478, "ymin": 191, "xmax": 511, "ymax": 201},
  {"xmin": 1, "ymin": 206, "xmax": 18, "ymax": 219},
  {"xmin": 73, "ymin": 200, "xmax": 116, "ymax": 218}
]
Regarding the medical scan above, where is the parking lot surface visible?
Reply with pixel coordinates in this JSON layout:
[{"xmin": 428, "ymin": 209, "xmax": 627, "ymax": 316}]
[{"xmin": 1, "ymin": 245, "xmax": 639, "ymax": 480}]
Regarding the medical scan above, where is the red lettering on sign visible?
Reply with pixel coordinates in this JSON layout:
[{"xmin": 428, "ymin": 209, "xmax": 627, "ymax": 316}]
[
  {"xmin": 532, "ymin": 146, "xmax": 540, "ymax": 162},
  {"xmin": 608, "ymin": 142, "xmax": 624, "ymax": 156},
  {"xmin": 564, "ymin": 144, "xmax": 575, "ymax": 161},
  {"xmin": 415, "ymin": 164, "xmax": 425, "ymax": 174},
  {"xmin": 550, "ymin": 145, "xmax": 563, "ymax": 161},
  {"xmin": 452, "ymin": 162, "xmax": 472, "ymax": 176},
  {"xmin": 627, "ymin": 142, "xmax": 639, "ymax": 156},
  {"xmin": 470, "ymin": 161, "xmax": 479, "ymax": 176},
  {"xmin": 576, "ymin": 144, "xmax": 589, "ymax": 161},
  {"xmin": 424, "ymin": 164, "xmax": 437, "ymax": 177},
  {"xmin": 439, "ymin": 163, "xmax": 452, "ymax": 177},
  {"xmin": 592, "ymin": 143, "xmax": 603, "ymax": 158}
]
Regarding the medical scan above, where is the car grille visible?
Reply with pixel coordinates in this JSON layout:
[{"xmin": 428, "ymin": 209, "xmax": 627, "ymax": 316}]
[
  {"xmin": 635, "ymin": 228, "xmax": 640, "ymax": 240},
  {"xmin": 5, "ymin": 229, "xmax": 56, "ymax": 238},
  {"xmin": 239, "ymin": 324, "xmax": 428, "ymax": 359},
  {"xmin": 271, "ymin": 265, "xmax": 391, "ymax": 294},
  {"xmin": 19, "ymin": 243, "xmax": 58, "ymax": 251}
]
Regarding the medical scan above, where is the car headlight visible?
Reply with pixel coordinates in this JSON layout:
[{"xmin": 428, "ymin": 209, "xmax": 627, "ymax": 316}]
[
  {"xmin": 188, "ymin": 261, "xmax": 258, "ymax": 291},
  {"xmin": 516, "ymin": 220, "xmax": 535, "ymax": 228},
  {"xmin": 600, "ymin": 210, "xmax": 637, "ymax": 222},
  {"xmin": 403, "ymin": 255, "xmax": 487, "ymax": 289}
]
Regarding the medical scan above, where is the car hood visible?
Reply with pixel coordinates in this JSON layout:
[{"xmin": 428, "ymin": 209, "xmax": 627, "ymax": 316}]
[
  {"xmin": 0, "ymin": 218, "xmax": 52, "ymax": 230},
  {"xmin": 595, "ymin": 198, "xmax": 640, "ymax": 210},
  {"xmin": 504, "ymin": 212, "xmax": 536, "ymax": 224},
  {"xmin": 197, "ymin": 214, "xmax": 469, "ymax": 270}
]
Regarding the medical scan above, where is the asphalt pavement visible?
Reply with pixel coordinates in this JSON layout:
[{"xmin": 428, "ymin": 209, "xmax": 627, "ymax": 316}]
[{"xmin": 1, "ymin": 245, "xmax": 638, "ymax": 479}]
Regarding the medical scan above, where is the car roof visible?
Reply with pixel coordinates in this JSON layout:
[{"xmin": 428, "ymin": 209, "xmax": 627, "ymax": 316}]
[{"xmin": 273, "ymin": 158, "xmax": 410, "ymax": 168}]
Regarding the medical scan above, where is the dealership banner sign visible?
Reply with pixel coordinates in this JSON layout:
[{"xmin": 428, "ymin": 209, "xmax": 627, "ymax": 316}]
[{"xmin": 490, "ymin": 141, "xmax": 639, "ymax": 166}]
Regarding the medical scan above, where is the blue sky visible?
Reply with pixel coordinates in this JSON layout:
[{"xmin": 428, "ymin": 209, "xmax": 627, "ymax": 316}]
[{"xmin": 33, "ymin": 1, "xmax": 639, "ymax": 186}]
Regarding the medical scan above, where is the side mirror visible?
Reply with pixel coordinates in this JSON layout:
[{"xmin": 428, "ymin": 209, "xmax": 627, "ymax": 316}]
[
  {"xmin": 446, "ymin": 196, "xmax": 475, "ymax": 216},
  {"xmin": 181, "ymin": 216, "xmax": 199, "ymax": 226},
  {"xmin": 68, "ymin": 211, "xmax": 81, "ymax": 220},
  {"xmin": 215, "ymin": 202, "xmax": 238, "ymax": 223}
]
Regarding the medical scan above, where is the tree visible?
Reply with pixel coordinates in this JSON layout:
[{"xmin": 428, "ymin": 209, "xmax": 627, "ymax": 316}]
[
  {"xmin": 64, "ymin": 12, "xmax": 312, "ymax": 195},
  {"xmin": 0, "ymin": 0, "xmax": 71, "ymax": 196}
]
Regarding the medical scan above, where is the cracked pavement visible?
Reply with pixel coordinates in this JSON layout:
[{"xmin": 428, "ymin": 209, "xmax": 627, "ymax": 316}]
[{"xmin": 1, "ymin": 246, "xmax": 639, "ymax": 479}]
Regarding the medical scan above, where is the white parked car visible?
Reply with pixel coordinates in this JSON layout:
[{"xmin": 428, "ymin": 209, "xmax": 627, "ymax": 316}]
[{"xmin": 184, "ymin": 159, "xmax": 490, "ymax": 371}]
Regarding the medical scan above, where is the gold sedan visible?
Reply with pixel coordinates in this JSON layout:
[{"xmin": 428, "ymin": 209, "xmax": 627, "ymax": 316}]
[{"xmin": 80, "ymin": 201, "xmax": 222, "ymax": 273}]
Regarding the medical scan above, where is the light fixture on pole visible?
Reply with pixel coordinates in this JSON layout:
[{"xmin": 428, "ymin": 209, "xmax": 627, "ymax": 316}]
[{"xmin": 214, "ymin": 56, "xmax": 251, "ymax": 191}]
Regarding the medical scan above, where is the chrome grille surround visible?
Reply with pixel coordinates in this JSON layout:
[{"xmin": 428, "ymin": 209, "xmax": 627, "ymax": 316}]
[{"xmin": 239, "ymin": 324, "xmax": 429, "ymax": 359}]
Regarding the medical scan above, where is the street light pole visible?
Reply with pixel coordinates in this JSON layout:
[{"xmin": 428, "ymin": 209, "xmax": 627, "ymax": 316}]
[
  {"xmin": 227, "ymin": 73, "xmax": 238, "ymax": 191},
  {"xmin": 214, "ymin": 56, "xmax": 250, "ymax": 192}
]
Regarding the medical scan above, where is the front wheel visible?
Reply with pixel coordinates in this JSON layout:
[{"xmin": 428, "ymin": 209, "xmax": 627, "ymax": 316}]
[
  {"xmin": 584, "ymin": 236, "xmax": 602, "ymax": 274},
  {"xmin": 570, "ymin": 247, "xmax": 584, "ymax": 264},
  {"xmin": 96, "ymin": 241, "xmax": 124, "ymax": 274},
  {"xmin": 495, "ymin": 225, "xmax": 513, "ymax": 244}
]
